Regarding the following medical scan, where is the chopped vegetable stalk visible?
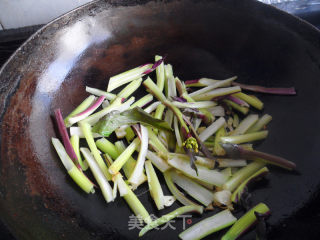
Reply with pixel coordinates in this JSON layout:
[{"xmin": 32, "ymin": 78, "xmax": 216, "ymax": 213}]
[
  {"xmin": 154, "ymin": 104, "xmax": 165, "ymax": 120},
  {"xmin": 102, "ymin": 99, "xmax": 110, "ymax": 109},
  {"xmin": 129, "ymin": 125, "xmax": 148, "ymax": 187},
  {"xmin": 221, "ymin": 142, "xmax": 296, "ymax": 170},
  {"xmin": 115, "ymin": 125, "xmax": 128, "ymax": 138},
  {"xmin": 164, "ymin": 170, "xmax": 200, "ymax": 206},
  {"xmin": 116, "ymin": 175, "xmax": 152, "ymax": 224},
  {"xmin": 170, "ymin": 171, "xmax": 215, "ymax": 206},
  {"xmin": 174, "ymin": 116, "xmax": 183, "ymax": 147},
  {"xmin": 107, "ymin": 64, "xmax": 152, "ymax": 92},
  {"xmin": 143, "ymin": 77, "xmax": 198, "ymax": 153},
  {"xmin": 195, "ymin": 156, "xmax": 215, "ymax": 169},
  {"xmin": 189, "ymin": 78, "xmax": 236, "ymax": 98},
  {"xmin": 199, "ymin": 117, "xmax": 226, "ymax": 142},
  {"xmin": 147, "ymin": 127, "xmax": 168, "ymax": 157},
  {"xmin": 164, "ymin": 64, "xmax": 174, "ymax": 97},
  {"xmin": 79, "ymin": 121, "xmax": 112, "ymax": 180},
  {"xmin": 54, "ymin": 109, "xmax": 81, "ymax": 168},
  {"xmin": 179, "ymin": 209, "xmax": 237, "ymax": 240},
  {"xmin": 83, "ymin": 97, "xmax": 133, "ymax": 125},
  {"xmin": 240, "ymin": 143, "xmax": 253, "ymax": 151},
  {"xmin": 226, "ymin": 95, "xmax": 250, "ymax": 107},
  {"xmin": 227, "ymin": 117, "xmax": 234, "ymax": 131},
  {"xmin": 80, "ymin": 148, "xmax": 114, "ymax": 202},
  {"xmin": 114, "ymin": 173, "xmax": 128, "ymax": 197},
  {"xmin": 247, "ymin": 114, "xmax": 272, "ymax": 133},
  {"xmin": 185, "ymin": 76, "xmax": 237, "ymax": 87},
  {"xmin": 231, "ymin": 167, "xmax": 269, "ymax": 203},
  {"xmin": 85, "ymin": 86, "xmax": 116, "ymax": 100},
  {"xmin": 125, "ymin": 126, "xmax": 136, "ymax": 142},
  {"xmin": 213, "ymin": 190, "xmax": 232, "ymax": 209},
  {"xmin": 108, "ymin": 58, "xmax": 165, "ymax": 92},
  {"xmin": 193, "ymin": 118, "xmax": 202, "ymax": 131},
  {"xmin": 209, "ymin": 106, "xmax": 225, "ymax": 117},
  {"xmin": 155, "ymin": 55, "xmax": 165, "ymax": 91},
  {"xmin": 103, "ymin": 153, "xmax": 113, "ymax": 167},
  {"xmin": 115, "ymin": 141, "xmax": 146, "ymax": 182},
  {"xmin": 64, "ymin": 95, "xmax": 96, "ymax": 127},
  {"xmin": 139, "ymin": 205, "xmax": 204, "ymax": 237},
  {"xmin": 163, "ymin": 110, "xmax": 175, "ymax": 150},
  {"xmin": 146, "ymin": 151, "xmax": 171, "ymax": 172},
  {"xmin": 218, "ymin": 158, "xmax": 247, "ymax": 168},
  {"xmin": 168, "ymin": 156, "xmax": 228, "ymax": 187},
  {"xmin": 102, "ymin": 99, "xmax": 110, "ymax": 108},
  {"xmin": 109, "ymin": 137, "xmax": 139, "ymax": 174},
  {"xmin": 232, "ymin": 82, "xmax": 296, "ymax": 95},
  {"xmin": 233, "ymin": 113, "xmax": 239, "ymax": 127},
  {"xmin": 68, "ymin": 96, "xmax": 105, "ymax": 126},
  {"xmin": 222, "ymin": 162, "xmax": 265, "ymax": 192},
  {"xmin": 255, "ymin": 211, "xmax": 269, "ymax": 240},
  {"xmin": 70, "ymin": 134, "xmax": 88, "ymax": 170},
  {"xmin": 231, "ymin": 114, "xmax": 259, "ymax": 135},
  {"xmin": 92, "ymin": 107, "xmax": 172, "ymax": 137},
  {"xmin": 192, "ymin": 86, "xmax": 241, "ymax": 101},
  {"xmin": 164, "ymin": 64, "xmax": 173, "ymax": 78},
  {"xmin": 164, "ymin": 196, "xmax": 175, "ymax": 207},
  {"xmin": 112, "ymin": 176, "xmax": 118, "ymax": 199},
  {"xmin": 130, "ymin": 94, "xmax": 153, "ymax": 109},
  {"xmin": 221, "ymin": 203, "xmax": 270, "ymax": 240},
  {"xmin": 204, "ymin": 141, "xmax": 214, "ymax": 148},
  {"xmin": 191, "ymin": 178, "xmax": 215, "ymax": 190},
  {"xmin": 167, "ymin": 76, "xmax": 177, "ymax": 98},
  {"xmin": 158, "ymin": 131, "xmax": 169, "ymax": 148},
  {"xmin": 176, "ymin": 78, "xmax": 214, "ymax": 125},
  {"xmin": 164, "ymin": 109, "xmax": 174, "ymax": 127},
  {"xmin": 213, "ymin": 126, "xmax": 226, "ymax": 156},
  {"xmin": 145, "ymin": 160, "xmax": 166, "ymax": 210},
  {"xmin": 143, "ymin": 101, "xmax": 161, "ymax": 113},
  {"xmin": 223, "ymin": 99, "xmax": 249, "ymax": 115},
  {"xmin": 164, "ymin": 68, "xmax": 177, "ymax": 99},
  {"xmin": 185, "ymin": 78, "xmax": 219, "ymax": 87},
  {"xmin": 233, "ymin": 92, "xmax": 264, "ymax": 110},
  {"xmin": 169, "ymin": 153, "xmax": 215, "ymax": 169},
  {"xmin": 221, "ymin": 167, "xmax": 232, "ymax": 179},
  {"xmin": 95, "ymin": 138, "xmax": 119, "ymax": 159},
  {"xmin": 117, "ymin": 78, "xmax": 142, "ymax": 99},
  {"xmin": 51, "ymin": 138, "xmax": 94, "ymax": 193},
  {"xmin": 70, "ymin": 127, "xmax": 102, "ymax": 138},
  {"xmin": 172, "ymin": 101, "xmax": 217, "ymax": 109},
  {"xmin": 220, "ymin": 130, "xmax": 268, "ymax": 144}
]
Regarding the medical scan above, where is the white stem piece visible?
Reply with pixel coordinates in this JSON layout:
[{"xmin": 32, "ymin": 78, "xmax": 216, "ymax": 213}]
[
  {"xmin": 170, "ymin": 171, "xmax": 215, "ymax": 206},
  {"xmin": 129, "ymin": 125, "xmax": 149, "ymax": 186},
  {"xmin": 198, "ymin": 117, "xmax": 226, "ymax": 142},
  {"xmin": 80, "ymin": 148, "xmax": 114, "ymax": 202},
  {"xmin": 70, "ymin": 127, "xmax": 102, "ymax": 138}
]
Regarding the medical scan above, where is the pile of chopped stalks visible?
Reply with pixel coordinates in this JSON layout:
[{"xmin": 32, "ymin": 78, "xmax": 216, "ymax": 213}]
[{"xmin": 52, "ymin": 55, "xmax": 296, "ymax": 239}]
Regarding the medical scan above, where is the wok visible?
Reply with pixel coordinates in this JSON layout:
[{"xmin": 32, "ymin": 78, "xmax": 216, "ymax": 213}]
[{"xmin": 1, "ymin": 0, "xmax": 320, "ymax": 239}]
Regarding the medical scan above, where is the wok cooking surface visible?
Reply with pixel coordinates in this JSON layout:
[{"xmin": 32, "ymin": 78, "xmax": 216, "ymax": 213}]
[{"xmin": 1, "ymin": 0, "xmax": 320, "ymax": 239}]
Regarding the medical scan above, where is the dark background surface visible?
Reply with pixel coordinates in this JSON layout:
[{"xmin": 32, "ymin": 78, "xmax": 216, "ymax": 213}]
[{"xmin": 0, "ymin": 1, "xmax": 320, "ymax": 239}]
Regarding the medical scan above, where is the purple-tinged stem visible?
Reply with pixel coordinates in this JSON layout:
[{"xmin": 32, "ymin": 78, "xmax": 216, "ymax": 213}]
[
  {"xmin": 226, "ymin": 95, "xmax": 250, "ymax": 107},
  {"xmin": 54, "ymin": 109, "xmax": 81, "ymax": 169},
  {"xmin": 143, "ymin": 57, "xmax": 165, "ymax": 74},
  {"xmin": 221, "ymin": 143, "xmax": 296, "ymax": 170},
  {"xmin": 233, "ymin": 82, "xmax": 296, "ymax": 95}
]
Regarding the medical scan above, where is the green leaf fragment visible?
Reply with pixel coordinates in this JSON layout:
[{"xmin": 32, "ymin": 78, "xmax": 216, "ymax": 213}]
[{"xmin": 92, "ymin": 107, "xmax": 172, "ymax": 137}]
